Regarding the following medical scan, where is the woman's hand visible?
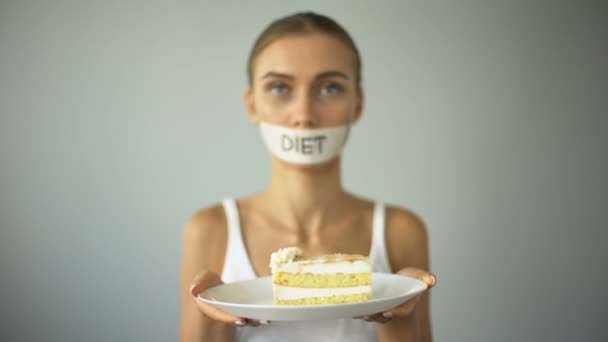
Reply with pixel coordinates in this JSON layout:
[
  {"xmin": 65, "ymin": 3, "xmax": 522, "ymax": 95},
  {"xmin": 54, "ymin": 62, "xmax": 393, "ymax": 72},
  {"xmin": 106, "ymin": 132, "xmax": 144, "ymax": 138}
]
[
  {"xmin": 189, "ymin": 270, "xmax": 269, "ymax": 327},
  {"xmin": 357, "ymin": 267, "xmax": 436, "ymax": 323}
]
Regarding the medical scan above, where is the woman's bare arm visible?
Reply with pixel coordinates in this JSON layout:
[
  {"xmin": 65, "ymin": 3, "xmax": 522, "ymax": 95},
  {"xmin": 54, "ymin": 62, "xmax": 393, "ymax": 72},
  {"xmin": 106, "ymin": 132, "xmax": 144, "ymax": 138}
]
[
  {"xmin": 178, "ymin": 205, "xmax": 235, "ymax": 342},
  {"xmin": 376, "ymin": 206, "xmax": 433, "ymax": 342}
]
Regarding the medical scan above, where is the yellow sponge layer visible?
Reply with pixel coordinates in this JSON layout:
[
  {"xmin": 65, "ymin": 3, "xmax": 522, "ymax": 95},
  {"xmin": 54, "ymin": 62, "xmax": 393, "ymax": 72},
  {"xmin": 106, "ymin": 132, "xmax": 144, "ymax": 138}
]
[
  {"xmin": 275, "ymin": 293, "xmax": 370, "ymax": 305},
  {"xmin": 272, "ymin": 272, "xmax": 371, "ymax": 288}
]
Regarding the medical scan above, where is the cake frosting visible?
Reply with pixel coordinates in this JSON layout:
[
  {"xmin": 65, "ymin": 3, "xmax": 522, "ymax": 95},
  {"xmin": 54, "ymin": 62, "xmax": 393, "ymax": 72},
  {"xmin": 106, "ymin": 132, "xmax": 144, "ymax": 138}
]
[{"xmin": 269, "ymin": 246, "xmax": 303, "ymax": 271}]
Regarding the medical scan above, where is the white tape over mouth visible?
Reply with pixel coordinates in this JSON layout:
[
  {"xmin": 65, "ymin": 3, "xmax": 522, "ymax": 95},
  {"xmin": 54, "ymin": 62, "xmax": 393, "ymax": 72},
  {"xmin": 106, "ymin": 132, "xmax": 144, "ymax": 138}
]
[{"xmin": 259, "ymin": 122, "xmax": 349, "ymax": 164}]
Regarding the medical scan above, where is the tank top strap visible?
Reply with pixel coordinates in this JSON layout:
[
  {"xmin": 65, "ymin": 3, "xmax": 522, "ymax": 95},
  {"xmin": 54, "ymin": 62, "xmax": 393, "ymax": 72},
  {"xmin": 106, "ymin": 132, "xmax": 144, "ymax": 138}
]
[
  {"xmin": 221, "ymin": 198, "xmax": 257, "ymax": 282},
  {"xmin": 369, "ymin": 202, "xmax": 393, "ymax": 273}
]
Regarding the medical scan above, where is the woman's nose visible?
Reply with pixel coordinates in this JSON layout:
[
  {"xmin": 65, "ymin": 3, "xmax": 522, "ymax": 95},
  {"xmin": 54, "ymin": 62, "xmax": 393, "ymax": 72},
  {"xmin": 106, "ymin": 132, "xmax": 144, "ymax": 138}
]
[{"xmin": 289, "ymin": 91, "xmax": 318, "ymax": 128}]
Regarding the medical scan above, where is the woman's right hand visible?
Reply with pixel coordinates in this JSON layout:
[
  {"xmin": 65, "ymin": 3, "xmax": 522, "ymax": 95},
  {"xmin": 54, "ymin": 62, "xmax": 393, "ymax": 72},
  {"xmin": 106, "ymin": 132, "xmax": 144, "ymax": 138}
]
[{"xmin": 189, "ymin": 270, "xmax": 268, "ymax": 327}]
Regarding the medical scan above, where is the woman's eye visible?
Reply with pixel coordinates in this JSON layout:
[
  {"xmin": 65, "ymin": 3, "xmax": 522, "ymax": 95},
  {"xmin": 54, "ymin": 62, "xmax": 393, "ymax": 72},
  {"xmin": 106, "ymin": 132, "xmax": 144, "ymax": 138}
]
[
  {"xmin": 269, "ymin": 83, "xmax": 289, "ymax": 95},
  {"xmin": 320, "ymin": 83, "xmax": 344, "ymax": 96}
]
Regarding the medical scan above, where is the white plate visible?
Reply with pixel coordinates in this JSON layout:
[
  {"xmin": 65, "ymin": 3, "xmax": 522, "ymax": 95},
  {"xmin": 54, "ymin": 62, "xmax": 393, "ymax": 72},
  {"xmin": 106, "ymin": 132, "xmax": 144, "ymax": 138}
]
[{"xmin": 198, "ymin": 272, "xmax": 428, "ymax": 321}]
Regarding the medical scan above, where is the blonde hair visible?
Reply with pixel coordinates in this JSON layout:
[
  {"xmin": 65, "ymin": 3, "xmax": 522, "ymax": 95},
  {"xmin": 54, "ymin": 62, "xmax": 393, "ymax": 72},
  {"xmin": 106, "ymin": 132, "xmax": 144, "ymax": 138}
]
[{"xmin": 247, "ymin": 12, "xmax": 362, "ymax": 86}]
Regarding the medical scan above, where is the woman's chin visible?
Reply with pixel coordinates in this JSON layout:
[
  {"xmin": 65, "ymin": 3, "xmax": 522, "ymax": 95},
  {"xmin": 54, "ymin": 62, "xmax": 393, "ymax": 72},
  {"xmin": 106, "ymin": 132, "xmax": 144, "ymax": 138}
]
[{"xmin": 273, "ymin": 156, "xmax": 341, "ymax": 172}]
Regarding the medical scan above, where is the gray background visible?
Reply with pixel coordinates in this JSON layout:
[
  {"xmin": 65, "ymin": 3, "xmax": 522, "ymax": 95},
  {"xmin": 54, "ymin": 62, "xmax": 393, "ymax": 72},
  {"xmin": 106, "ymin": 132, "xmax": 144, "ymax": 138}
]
[{"xmin": 1, "ymin": 1, "xmax": 607, "ymax": 341}]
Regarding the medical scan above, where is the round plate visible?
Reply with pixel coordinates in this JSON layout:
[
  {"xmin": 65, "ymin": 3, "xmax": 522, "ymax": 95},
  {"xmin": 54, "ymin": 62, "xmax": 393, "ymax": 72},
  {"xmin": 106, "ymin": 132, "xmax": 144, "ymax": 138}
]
[{"xmin": 198, "ymin": 272, "xmax": 428, "ymax": 321}]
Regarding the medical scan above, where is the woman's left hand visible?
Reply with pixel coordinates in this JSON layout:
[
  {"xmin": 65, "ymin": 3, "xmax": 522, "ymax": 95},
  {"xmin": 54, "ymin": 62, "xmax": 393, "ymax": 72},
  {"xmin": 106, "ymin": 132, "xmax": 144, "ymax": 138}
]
[{"xmin": 357, "ymin": 267, "xmax": 436, "ymax": 324}]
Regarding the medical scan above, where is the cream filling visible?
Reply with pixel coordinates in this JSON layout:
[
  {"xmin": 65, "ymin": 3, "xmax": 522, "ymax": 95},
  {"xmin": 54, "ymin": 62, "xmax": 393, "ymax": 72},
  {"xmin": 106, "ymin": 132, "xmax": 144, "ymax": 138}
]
[
  {"xmin": 274, "ymin": 260, "xmax": 371, "ymax": 274},
  {"xmin": 274, "ymin": 285, "xmax": 372, "ymax": 300}
]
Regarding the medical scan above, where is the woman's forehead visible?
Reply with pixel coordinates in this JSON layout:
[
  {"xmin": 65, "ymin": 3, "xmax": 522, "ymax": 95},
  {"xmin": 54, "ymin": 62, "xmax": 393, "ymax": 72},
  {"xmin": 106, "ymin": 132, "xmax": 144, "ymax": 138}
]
[{"xmin": 253, "ymin": 34, "xmax": 357, "ymax": 80}]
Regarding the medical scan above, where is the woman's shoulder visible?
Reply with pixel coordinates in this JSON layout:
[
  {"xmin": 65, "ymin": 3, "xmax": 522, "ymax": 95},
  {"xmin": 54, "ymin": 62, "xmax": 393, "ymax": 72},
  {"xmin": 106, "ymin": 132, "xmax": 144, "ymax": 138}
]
[
  {"xmin": 182, "ymin": 202, "xmax": 229, "ymax": 251},
  {"xmin": 184, "ymin": 202, "xmax": 227, "ymax": 235},
  {"xmin": 384, "ymin": 204, "xmax": 429, "ymax": 271},
  {"xmin": 349, "ymin": 194, "xmax": 426, "ymax": 232},
  {"xmin": 384, "ymin": 204, "xmax": 426, "ymax": 235},
  {"xmin": 181, "ymin": 202, "xmax": 230, "ymax": 272}
]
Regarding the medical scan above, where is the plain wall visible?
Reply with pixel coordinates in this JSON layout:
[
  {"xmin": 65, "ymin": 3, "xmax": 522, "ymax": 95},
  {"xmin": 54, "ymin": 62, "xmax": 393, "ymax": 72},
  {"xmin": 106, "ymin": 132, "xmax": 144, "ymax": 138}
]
[{"xmin": 1, "ymin": 1, "xmax": 607, "ymax": 341}]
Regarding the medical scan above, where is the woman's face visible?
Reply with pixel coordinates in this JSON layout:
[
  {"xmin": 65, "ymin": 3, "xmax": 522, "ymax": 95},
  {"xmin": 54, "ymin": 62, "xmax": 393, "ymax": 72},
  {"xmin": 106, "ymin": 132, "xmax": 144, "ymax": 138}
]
[{"xmin": 246, "ymin": 33, "xmax": 363, "ymax": 129}]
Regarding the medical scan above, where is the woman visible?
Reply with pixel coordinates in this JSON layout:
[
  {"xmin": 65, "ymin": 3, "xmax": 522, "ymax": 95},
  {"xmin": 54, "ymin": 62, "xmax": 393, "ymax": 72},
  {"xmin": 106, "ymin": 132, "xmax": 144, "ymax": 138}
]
[{"xmin": 179, "ymin": 12, "xmax": 436, "ymax": 342}]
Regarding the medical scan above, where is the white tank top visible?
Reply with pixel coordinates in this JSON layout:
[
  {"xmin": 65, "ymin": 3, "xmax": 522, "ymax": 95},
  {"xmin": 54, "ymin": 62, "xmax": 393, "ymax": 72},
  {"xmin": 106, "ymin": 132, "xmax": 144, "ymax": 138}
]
[{"xmin": 221, "ymin": 198, "xmax": 393, "ymax": 342}]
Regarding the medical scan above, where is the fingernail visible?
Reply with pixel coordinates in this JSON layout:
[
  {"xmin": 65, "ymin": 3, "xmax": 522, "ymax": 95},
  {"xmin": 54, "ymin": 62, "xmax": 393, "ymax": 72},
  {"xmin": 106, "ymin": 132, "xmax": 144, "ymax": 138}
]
[
  {"xmin": 235, "ymin": 320, "xmax": 246, "ymax": 326},
  {"xmin": 430, "ymin": 274, "xmax": 436, "ymax": 286},
  {"xmin": 260, "ymin": 320, "xmax": 270, "ymax": 324},
  {"xmin": 382, "ymin": 312, "xmax": 393, "ymax": 318},
  {"xmin": 189, "ymin": 284, "xmax": 196, "ymax": 295}
]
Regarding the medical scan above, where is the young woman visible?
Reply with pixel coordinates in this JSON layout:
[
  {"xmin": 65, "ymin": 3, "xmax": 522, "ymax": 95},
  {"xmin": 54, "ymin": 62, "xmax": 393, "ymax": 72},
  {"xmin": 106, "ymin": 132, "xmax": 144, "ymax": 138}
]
[{"xmin": 179, "ymin": 12, "xmax": 436, "ymax": 342}]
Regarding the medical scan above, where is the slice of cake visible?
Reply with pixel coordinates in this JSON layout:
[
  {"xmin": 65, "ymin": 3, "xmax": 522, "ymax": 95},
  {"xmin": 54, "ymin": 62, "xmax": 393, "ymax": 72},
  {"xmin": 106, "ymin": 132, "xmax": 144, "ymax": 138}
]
[{"xmin": 269, "ymin": 247, "xmax": 372, "ymax": 305}]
